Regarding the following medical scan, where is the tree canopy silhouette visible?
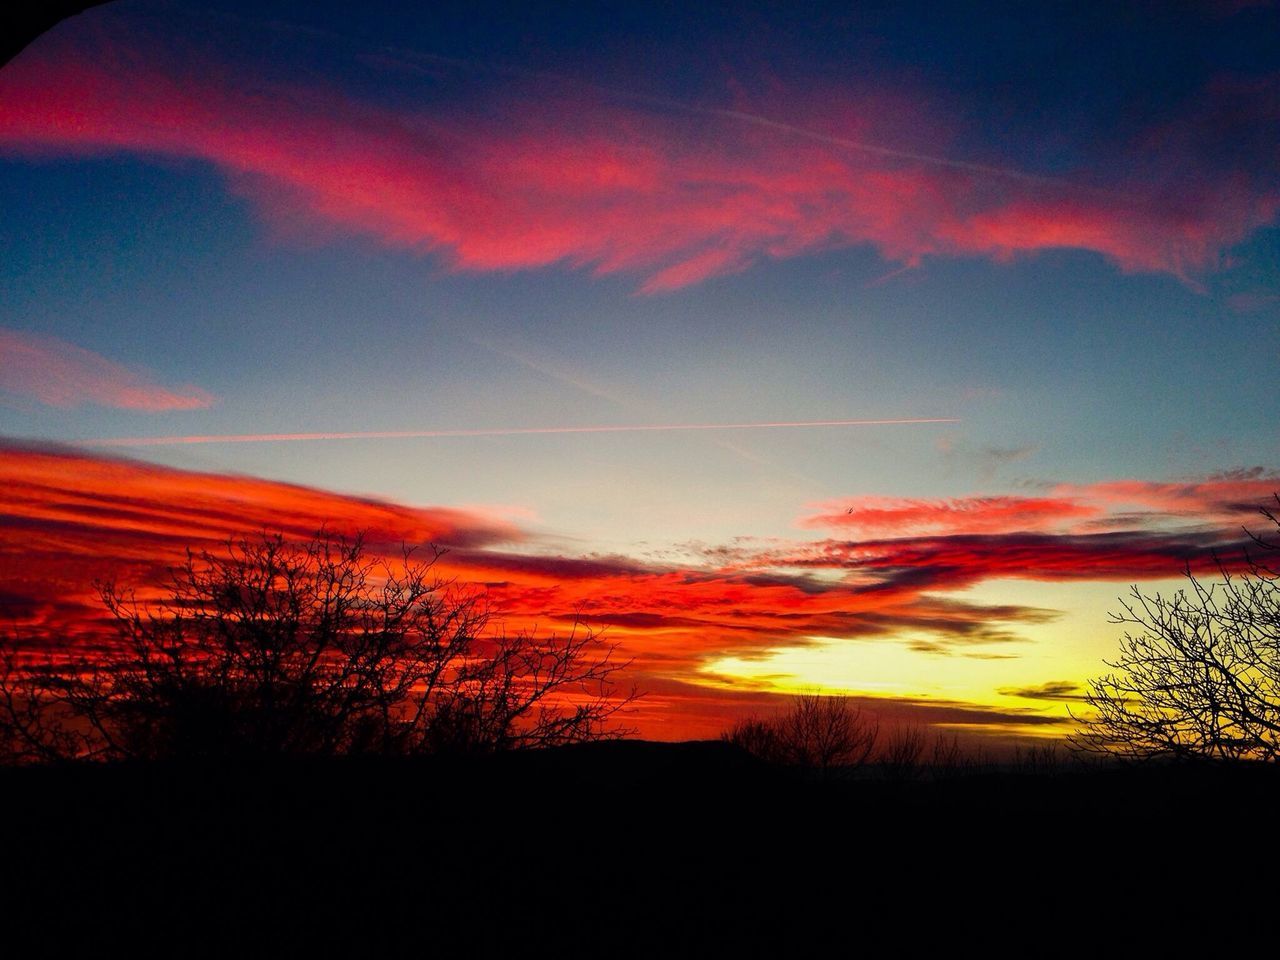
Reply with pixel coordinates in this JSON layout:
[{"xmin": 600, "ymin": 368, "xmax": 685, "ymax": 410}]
[
  {"xmin": 0, "ymin": 529, "xmax": 637, "ymax": 762},
  {"xmin": 723, "ymin": 691, "xmax": 879, "ymax": 777},
  {"xmin": 1069, "ymin": 502, "xmax": 1280, "ymax": 763}
]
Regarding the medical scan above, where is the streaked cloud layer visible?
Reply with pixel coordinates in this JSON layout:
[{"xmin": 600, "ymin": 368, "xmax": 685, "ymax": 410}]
[
  {"xmin": 3, "ymin": 442, "xmax": 1274, "ymax": 739},
  {"xmin": 2, "ymin": 11, "xmax": 1275, "ymax": 292}
]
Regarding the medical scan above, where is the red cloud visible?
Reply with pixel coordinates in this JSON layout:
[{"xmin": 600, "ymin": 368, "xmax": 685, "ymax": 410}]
[
  {"xmin": 800, "ymin": 496, "xmax": 1102, "ymax": 535},
  {"xmin": 822, "ymin": 531, "xmax": 1240, "ymax": 587},
  {"xmin": 1, "ymin": 17, "xmax": 1274, "ymax": 291},
  {"xmin": 0, "ymin": 328, "xmax": 214, "ymax": 411},
  {"xmin": 800, "ymin": 474, "xmax": 1280, "ymax": 540},
  {"xmin": 1053, "ymin": 473, "xmax": 1280, "ymax": 521},
  {"xmin": 711, "ymin": 530, "xmax": 1245, "ymax": 603}
]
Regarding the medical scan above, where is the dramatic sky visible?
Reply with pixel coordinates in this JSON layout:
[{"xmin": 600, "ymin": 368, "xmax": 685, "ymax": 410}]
[{"xmin": 2, "ymin": 0, "xmax": 1278, "ymax": 743}]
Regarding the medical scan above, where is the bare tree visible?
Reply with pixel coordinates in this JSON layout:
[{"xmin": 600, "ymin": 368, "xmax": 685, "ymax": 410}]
[
  {"xmin": 1010, "ymin": 741, "xmax": 1066, "ymax": 775},
  {"xmin": 0, "ymin": 529, "xmax": 637, "ymax": 762},
  {"xmin": 929, "ymin": 731, "xmax": 964, "ymax": 773},
  {"xmin": 721, "ymin": 715, "xmax": 788, "ymax": 765},
  {"xmin": 416, "ymin": 619, "xmax": 637, "ymax": 754},
  {"xmin": 1069, "ymin": 503, "xmax": 1280, "ymax": 763},
  {"xmin": 879, "ymin": 724, "xmax": 927, "ymax": 780},
  {"xmin": 724, "ymin": 692, "xmax": 878, "ymax": 778}
]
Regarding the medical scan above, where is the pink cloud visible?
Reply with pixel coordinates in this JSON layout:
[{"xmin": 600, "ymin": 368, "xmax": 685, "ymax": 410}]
[
  {"xmin": 937, "ymin": 192, "xmax": 1269, "ymax": 282},
  {"xmin": 1, "ymin": 19, "xmax": 1274, "ymax": 291},
  {"xmin": 0, "ymin": 328, "xmax": 214, "ymax": 411}
]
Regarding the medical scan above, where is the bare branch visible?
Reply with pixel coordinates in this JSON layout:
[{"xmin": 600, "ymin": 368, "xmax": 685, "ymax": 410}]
[{"xmin": 1069, "ymin": 502, "xmax": 1280, "ymax": 764}]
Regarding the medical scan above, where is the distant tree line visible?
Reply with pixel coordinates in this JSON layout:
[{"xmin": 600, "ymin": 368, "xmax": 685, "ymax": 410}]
[{"xmin": 722, "ymin": 692, "xmax": 1008, "ymax": 780}]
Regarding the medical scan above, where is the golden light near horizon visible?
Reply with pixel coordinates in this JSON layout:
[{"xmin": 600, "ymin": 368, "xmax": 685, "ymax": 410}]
[{"xmin": 699, "ymin": 578, "xmax": 1194, "ymax": 738}]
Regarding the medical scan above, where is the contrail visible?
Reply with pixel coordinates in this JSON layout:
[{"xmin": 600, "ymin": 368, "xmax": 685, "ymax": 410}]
[
  {"xmin": 656, "ymin": 103, "xmax": 1080, "ymax": 190},
  {"xmin": 227, "ymin": 13, "xmax": 1100, "ymax": 195},
  {"xmin": 84, "ymin": 418, "xmax": 960, "ymax": 448}
]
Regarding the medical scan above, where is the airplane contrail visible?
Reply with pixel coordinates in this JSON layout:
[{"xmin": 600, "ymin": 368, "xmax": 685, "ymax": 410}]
[
  {"xmin": 401, "ymin": 51, "xmax": 1079, "ymax": 190},
  {"xmin": 84, "ymin": 418, "xmax": 960, "ymax": 448},
  {"xmin": 232, "ymin": 16, "xmax": 1101, "ymax": 195}
]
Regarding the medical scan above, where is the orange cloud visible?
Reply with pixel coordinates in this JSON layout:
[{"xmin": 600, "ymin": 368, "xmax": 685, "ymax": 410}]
[
  {"xmin": 2, "ymin": 17, "xmax": 1274, "ymax": 291},
  {"xmin": 800, "ymin": 496, "xmax": 1102, "ymax": 535},
  {"xmin": 0, "ymin": 442, "xmax": 524, "ymax": 638},
  {"xmin": 0, "ymin": 328, "xmax": 214, "ymax": 411}
]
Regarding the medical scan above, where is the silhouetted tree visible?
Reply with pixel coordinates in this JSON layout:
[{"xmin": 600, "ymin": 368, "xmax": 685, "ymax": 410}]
[
  {"xmin": 724, "ymin": 692, "xmax": 878, "ymax": 778},
  {"xmin": 1010, "ymin": 741, "xmax": 1067, "ymax": 775},
  {"xmin": 879, "ymin": 724, "xmax": 927, "ymax": 780},
  {"xmin": 0, "ymin": 530, "xmax": 637, "ymax": 762},
  {"xmin": 722, "ymin": 715, "xmax": 788, "ymax": 765},
  {"xmin": 929, "ymin": 731, "xmax": 964, "ymax": 772},
  {"xmin": 0, "ymin": 644, "xmax": 82, "ymax": 764},
  {"xmin": 1069, "ymin": 503, "xmax": 1280, "ymax": 763}
]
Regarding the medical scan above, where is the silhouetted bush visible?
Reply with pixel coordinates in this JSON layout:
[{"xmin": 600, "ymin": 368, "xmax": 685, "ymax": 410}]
[{"xmin": 0, "ymin": 529, "xmax": 637, "ymax": 762}]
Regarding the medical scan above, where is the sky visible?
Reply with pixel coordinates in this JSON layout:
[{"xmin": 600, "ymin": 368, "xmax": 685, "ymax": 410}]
[{"xmin": 1, "ymin": 0, "xmax": 1278, "ymax": 744}]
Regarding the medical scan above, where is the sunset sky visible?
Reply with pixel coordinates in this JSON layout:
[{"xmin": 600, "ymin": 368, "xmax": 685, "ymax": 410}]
[{"xmin": 2, "ymin": 0, "xmax": 1278, "ymax": 742}]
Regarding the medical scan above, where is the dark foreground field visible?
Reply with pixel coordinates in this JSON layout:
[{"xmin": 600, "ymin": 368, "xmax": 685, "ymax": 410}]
[{"xmin": 4, "ymin": 740, "xmax": 1276, "ymax": 951}]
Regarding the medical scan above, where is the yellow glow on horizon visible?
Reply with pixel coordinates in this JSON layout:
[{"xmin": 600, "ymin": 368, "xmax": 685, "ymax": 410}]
[{"xmin": 700, "ymin": 577, "xmax": 1190, "ymax": 736}]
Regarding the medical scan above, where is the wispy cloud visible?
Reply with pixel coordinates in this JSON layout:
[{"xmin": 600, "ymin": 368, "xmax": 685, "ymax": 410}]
[
  {"xmin": 936, "ymin": 437, "xmax": 1039, "ymax": 481},
  {"xmin": 466, "ymin": 336, "xmax": 630, "ymax": 407},
  {"xmin": 2, "ymin": 15, "xmax": 1274, "ymax": 291},
  {"xmin": 998, "ymin": 681, "xmax": 1086, "ymax": 702},
  {"xmin": 0, "ymin": 328, "xmax": 215, "ymax": 412},
  {"xmin": 464, "ymin": 335, "xmax": 816, "ymax": 481}
]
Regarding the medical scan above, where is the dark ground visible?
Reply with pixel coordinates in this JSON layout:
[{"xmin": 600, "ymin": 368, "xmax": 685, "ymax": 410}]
[{"xmin": 3, "ymin": 739, "xmax": 1276, "ymax": 952}]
